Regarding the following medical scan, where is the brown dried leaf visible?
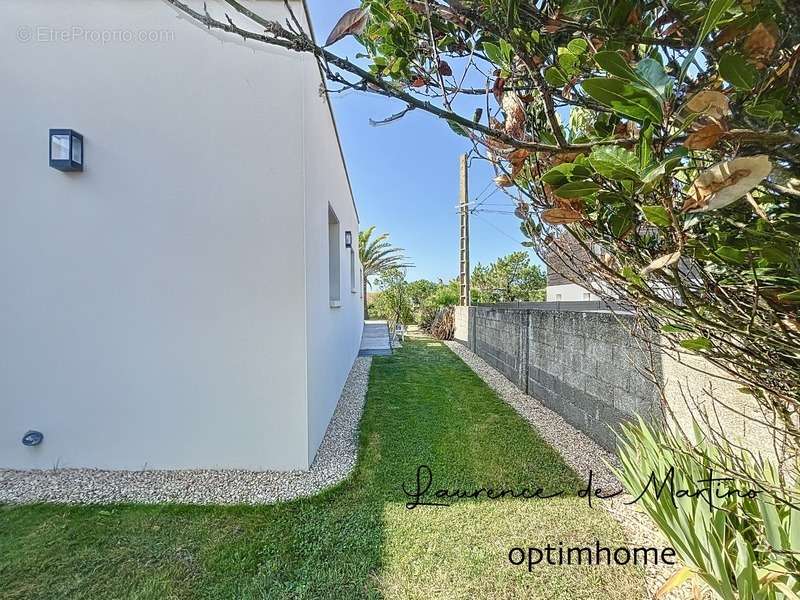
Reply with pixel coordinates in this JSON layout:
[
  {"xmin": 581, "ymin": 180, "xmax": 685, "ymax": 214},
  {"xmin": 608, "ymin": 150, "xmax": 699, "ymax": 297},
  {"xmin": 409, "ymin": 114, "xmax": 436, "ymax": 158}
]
[
  {"xmin": 553, "ymin": 197, "xmax": 584, "ymax": 210},
  {"xmin": 686, "ymin": 91, "xmax": 731, "ymax": 120},
  {"xmin": 514, "ymin": 202, "xmax": 529, "ymax": 220},
  {"xmin": 682, "ymin": 155, "xmax": 773, "ymax": 213},
  {"xmin": 714, "ymin": 23, "xmax": 743, "ymax": 47},
  {"xmin": 494, "ymin": 174, "xmax": 514, "ymax": 187},
  {"xmin": 508, "ymin": 148, "xmax": 530, "ymax": 167},
  {"xmin": 502, "ymin": 91, "xmax": 526, "ymax": 140},
  {"xmin": 438, "ymin": 60, "xmax": 453, "ymax": 77},
  {"xmin": 684, "ymin": 122, "xmax": 725, "ymax": 150},
  {"xmin": 551, "ymin": 151, "xmax": 581, "ymax": 166},
  {"xmin": 642, "ymin": 251, "xmax": 681, "ymax": 275},
  {"xmin": 744, "ymin": 22, "xmax": 778, "ymax": 69},
  {"xmin": 325, "ymin": 8, "xmax": 369, "ymax": 46},
  {"xmin": 782, "ymin": 318, "xmax": 800, "ymax": 333},
  {"xmin": 492, "ymin": 77, "xmax": 506, "ymax": 104},
  {"xmin": 543, "ymin": 16, "xmax": 563, "ymax": 33},
  {"xmin": 411, "ymin": 76, "xmax": 427, "ymax": 88},
  {"xmin": 542, "ymin": 207, "xmax": 582, "ymax": 225}
]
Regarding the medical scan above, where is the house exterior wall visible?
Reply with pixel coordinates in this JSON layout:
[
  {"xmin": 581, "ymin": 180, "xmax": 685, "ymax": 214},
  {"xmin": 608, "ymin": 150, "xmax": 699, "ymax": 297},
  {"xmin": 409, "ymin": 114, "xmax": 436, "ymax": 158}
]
[
  {"xmin": 299, "ymin": 14, "xmax": 363, "ymax": 464},
  {"xmin": 0, "ymin": 0, "xmax": 356, "ymax": 471}
]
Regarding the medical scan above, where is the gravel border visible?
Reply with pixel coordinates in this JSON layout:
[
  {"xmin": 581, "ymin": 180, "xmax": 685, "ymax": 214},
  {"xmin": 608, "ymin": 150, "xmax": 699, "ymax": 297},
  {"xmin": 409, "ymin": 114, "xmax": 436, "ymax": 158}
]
[
  {"xmin": 444, "ymin": 340, "xmax": 697, "ymax": 600},
  {"xmin": 0, "ymin": 357, "xmax": 372, "ymax": 505}
]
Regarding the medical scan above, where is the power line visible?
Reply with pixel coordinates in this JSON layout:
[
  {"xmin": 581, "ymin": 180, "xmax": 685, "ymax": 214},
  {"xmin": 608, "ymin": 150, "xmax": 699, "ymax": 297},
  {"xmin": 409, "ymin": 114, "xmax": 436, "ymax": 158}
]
[{"xmin": 474, "ymin": 213, "xmax": 522, "ymax": 244}]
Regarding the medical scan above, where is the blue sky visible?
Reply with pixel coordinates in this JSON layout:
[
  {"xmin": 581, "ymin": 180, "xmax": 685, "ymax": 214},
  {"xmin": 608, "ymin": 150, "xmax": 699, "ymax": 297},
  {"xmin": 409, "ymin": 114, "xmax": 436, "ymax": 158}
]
[{"xmin": 306, "ymin": 0, "xmax": 542, "ymax": 282}]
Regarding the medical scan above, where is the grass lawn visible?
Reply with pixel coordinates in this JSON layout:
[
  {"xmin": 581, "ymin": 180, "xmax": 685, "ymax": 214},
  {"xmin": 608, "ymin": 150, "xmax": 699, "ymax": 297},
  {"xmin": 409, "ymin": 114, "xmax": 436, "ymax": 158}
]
[{"xmin": 0, "ymin": 338, "xmax": 645, "ymax": 599}]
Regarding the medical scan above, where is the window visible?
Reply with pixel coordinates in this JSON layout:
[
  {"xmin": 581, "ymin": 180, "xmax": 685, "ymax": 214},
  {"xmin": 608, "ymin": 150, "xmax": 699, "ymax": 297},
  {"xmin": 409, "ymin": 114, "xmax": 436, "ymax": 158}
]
[
  {"xmin": 328, "ymin": 205, "xmax": 341, "ymax": 307},
  {"xmin": 555, "ymin": 294, "xmax": 562, "ymax": 301},
  {"xmin": 583, "ymin": 292, "xmax": 591, "ymax": 301},
  {"xmin": 350, "ymin": 248, "xmax": 357, "ymax": 293}
]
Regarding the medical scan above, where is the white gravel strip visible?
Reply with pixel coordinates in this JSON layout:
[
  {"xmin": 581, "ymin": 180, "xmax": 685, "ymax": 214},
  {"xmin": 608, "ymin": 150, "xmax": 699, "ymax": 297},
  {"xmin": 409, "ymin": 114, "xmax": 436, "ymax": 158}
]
[
  {"xmin": 444, "ymin": 341, "xmax": 699, "ymax": 600},
  {"xmin": 0, "ymin": 357, "xmax": 371, "ymax": 505}
]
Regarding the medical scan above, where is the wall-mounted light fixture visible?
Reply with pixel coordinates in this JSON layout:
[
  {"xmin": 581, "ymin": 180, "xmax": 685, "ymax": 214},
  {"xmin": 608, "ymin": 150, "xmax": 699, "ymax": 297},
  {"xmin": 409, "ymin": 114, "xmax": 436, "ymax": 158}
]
[
  {"xmin": 345, "ymin": 231, "xmax": 353, "ymax": 248},
  {"xmin": 49, "ymin": 129, "xmax": 83, "ymax": 171}
]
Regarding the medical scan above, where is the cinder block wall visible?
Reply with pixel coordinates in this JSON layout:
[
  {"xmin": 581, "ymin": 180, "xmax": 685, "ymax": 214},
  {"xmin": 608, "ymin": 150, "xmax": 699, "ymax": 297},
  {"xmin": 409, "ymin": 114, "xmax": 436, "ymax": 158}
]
[
  {"xmin": 465, "ymin": 307, "xmax": 661, "ymax": 451},
  {"xmin": 459, "ymin": 306, "xmax": 769, "ymax": 454},
  {"xmin": 525, "ymin": 311, "xmax": 661, "ymax": 451}
]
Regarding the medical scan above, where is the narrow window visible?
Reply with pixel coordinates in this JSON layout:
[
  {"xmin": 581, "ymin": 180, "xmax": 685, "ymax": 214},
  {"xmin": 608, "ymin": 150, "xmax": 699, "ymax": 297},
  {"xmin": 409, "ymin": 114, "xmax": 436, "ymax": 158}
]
[
  {"xmin": 350, "ymin": 248, "xmax": 357, "ymax": 293},
  {"xmin": 328, "ymin": 205, "xmax": 341, "ymax": 306},
  {"xmin": 555, "ymin": 294, "xmax": 562, "ymax": 301},
  {"xmin": 583, "ymin": 292, "xmax": 591, "ymax": 301}
]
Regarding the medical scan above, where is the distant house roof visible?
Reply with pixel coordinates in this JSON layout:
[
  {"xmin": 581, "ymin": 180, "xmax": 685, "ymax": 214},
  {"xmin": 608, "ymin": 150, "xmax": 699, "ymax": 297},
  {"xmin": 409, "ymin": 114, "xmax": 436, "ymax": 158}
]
[{"xmin": 544, "ymin": 234, "xmax": 599, "ymax": 288}]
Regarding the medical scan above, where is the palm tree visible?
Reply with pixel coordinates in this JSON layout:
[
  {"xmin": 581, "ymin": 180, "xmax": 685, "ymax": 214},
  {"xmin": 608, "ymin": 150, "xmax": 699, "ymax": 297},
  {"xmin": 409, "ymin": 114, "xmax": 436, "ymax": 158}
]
[{"xmin": 359, "ymin": 226, "xmax": 412, "ymax": 319}]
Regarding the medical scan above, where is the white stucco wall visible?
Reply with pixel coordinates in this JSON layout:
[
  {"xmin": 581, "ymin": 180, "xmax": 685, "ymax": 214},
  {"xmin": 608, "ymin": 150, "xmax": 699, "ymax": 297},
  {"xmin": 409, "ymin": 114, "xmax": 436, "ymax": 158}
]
[
  {"xmin": 546, "ymin": 283, "xmax": 600, "ymax": 302},
  {"xmin": 299, "ymin": 16, "xmax": 364, "ymax": 463},
  {"xmin": 0, "ymin": 0, "xmax": 357, "ymax": 470}
]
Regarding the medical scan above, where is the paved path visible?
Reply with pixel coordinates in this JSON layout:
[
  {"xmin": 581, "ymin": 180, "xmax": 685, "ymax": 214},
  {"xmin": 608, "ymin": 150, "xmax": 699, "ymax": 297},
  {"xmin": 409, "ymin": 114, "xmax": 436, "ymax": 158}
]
[{"xmin": 359, "ymin": 320, "xmax": 392, "ymax": 356}]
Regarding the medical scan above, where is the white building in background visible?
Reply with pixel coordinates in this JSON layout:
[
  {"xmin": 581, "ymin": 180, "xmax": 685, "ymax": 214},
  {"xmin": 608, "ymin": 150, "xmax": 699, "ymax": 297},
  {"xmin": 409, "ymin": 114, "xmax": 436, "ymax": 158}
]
[
  {"xmin": 0, "ymin": 0, "xmax": 364, "ymax": 471},
  {"xmin": 544, "ymin": 236, "xmax": 602, "ymax": 302},
  {"xmin": 546, "ymin": 280, "xmax": 601, "ymax": 302}
]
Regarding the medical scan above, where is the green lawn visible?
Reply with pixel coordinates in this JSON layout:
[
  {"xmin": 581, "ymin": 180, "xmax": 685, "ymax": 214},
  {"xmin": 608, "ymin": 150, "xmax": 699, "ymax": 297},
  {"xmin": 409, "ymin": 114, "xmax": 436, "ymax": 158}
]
[{"xmin": 0, "ymin": 338, "xmax": 645, "ymax": 599}]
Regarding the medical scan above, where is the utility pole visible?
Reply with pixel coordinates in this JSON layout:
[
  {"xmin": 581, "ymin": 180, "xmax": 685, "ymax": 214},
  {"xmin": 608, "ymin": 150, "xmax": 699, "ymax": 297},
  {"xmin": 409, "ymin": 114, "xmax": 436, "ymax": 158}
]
[{"xmin": 459, "ymin": 154, "xmax": 471, "ymax": 306}]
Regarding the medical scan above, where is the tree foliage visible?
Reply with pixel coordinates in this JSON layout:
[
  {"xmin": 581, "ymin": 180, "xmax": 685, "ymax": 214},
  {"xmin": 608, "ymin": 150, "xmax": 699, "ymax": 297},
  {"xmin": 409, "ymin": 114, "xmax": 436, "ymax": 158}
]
[
  {"xmin": 471, "ymin": 251, "xmax": 546, "ymax": 303},
  {"xmin": 370, "ymin": 267, "xmax": 414, "ymax": 325},
  {"xmin": 359, "ymin": 225, "xmax": 411, "ymax": 317}
]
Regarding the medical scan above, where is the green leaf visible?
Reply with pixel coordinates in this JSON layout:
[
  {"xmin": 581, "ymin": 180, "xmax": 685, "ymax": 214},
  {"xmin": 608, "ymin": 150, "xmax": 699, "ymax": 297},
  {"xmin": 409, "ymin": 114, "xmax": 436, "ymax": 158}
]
[
  {"xmin": 544, "ymin": 66, "xmax": 568, "ymax": 87},
  {"xmin": 661, "ymin": 323, "xmax": 693, "ymax": 333},
  {"xmin": 567, "ymin": 38, "xmax": 589, "ymax": 55},
  {"xmin": 589, "ymin": 146, "xmax": 640, "ymax": 180},
  {"xmin": 553, "ymin": 180, "xmax": 600, "ymax": 198},
  {"xmin": 641, "ymin": 151, "xmax": 686, "ymax": 191},
  {"xmin": 641, "ymin": 205, "xmax": 672, "ymax": 228},
  {"xmin": 746, "ymin": 99, "xmax": 784, "ymax": 123},
  {"xmin": 680, "ymin": 337, "xmax": 713, "ymax": 351},
  {"xmin": 777, "ymin": 290, "xmax": 800, "ymax": 303},
  {"xmin": 698, "ymin": 0, "xmax": 735, "ymax": 42},
  {"xmin": 760, "ymin": 246, "xmax": 791, "ymax": 264},
  {"xmin": 635, "ymin": 58, "xmax": 673, "ymax": 97},
  {"xmin": 539, "ymin": 162, "xmax": 592, "ymax": 186},
  {"xmin": 499, "ymin": 39, "xmax": 512, "ymax": 62},
  {"xmin": 719, "ymin": 53, "xmax": 758, "ymax": 90},
  {"xmin": 558, "ymin": 52, "xmax": 579, "ymax": 72},
  {"xmin": 715, "ymin": 246, "xmax": 747, "ymax": 263},
  {"xmin": 482, "ymin": 42, "xmax": 503, "ymax": 65},
  {"xmin": 622, "ymin": 265, "xmax": 644, "ymax": 287},
  {"xmin": 446, "ymin": 120, "xmax": 469, "ymax": 137},
  {"xmin": 594, "ymin": 51, "xmax": 640, "ymax": 81},
  {"xmin": 582, "ymin": 78, "xmax": 663, "ymax": 123},
  {"xmin": 679, "ymin": 0, "xmax": 735, "ymax": 84}
]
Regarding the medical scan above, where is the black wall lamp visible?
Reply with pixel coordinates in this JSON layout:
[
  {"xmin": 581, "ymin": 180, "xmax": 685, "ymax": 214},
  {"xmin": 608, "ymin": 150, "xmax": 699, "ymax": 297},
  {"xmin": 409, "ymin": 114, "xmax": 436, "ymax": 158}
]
[
  {"xmin": 345, "ymin": 231, "xmax": 353, "ymax": 248},
  {"xmin": 49, "ymin": 129, "xmax": 83, "ymax": 171}
]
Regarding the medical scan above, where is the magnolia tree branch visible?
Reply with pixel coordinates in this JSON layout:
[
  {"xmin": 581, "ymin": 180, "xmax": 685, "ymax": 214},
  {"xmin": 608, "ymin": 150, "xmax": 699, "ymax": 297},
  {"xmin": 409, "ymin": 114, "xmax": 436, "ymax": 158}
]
[{"xmin": 160, "ymin": 0, "xmax": 795, "ymax": 155}]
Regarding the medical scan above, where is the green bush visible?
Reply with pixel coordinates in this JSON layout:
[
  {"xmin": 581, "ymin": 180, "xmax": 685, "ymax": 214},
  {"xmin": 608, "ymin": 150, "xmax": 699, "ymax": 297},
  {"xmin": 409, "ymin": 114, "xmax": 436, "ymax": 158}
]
[{"xmin": 616, "ymin": 420, "xmax": 800, "ymax": 599}]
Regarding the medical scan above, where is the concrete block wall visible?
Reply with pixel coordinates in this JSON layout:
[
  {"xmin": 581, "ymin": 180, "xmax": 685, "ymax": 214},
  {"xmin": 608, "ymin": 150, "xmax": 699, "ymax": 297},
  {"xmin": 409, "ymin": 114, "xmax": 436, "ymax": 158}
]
[
  {"xmin": 525, "ymin": 311, "xmax": 660, "ymax": 451},
  {"xmin": 473, "ymin": 308, "xmax": 529, "ymax": 390},
  {"xmin": 460, "ymin": 305, "xmax": 772, "ymax": 455},
  {"xmin": 468, "ymin": 306, "xmax": 661, "ymax": 452}
]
